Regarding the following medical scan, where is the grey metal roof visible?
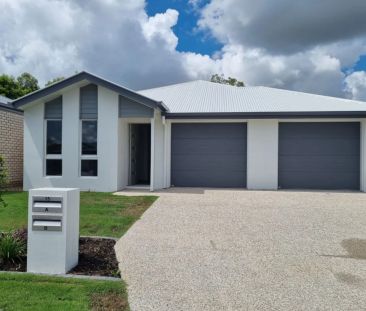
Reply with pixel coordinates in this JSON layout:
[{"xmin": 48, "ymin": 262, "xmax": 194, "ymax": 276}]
[
  {"xmin": 0, "ymin": 94, "xmax": 11, "ymax": 105},
  {"xmin": 0, "ymin": 94, "xmax": 22, "ymax": 114},
  {"xmin": 139, "ymin": 80, "xmax": 366, "ymax": 115},
  {"xmin": 12, "ymin": 71, "xmax": 167, "ymax": 112}
]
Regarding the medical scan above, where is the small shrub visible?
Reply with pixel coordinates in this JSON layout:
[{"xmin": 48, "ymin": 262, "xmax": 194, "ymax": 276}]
[
  {"xmin": 0, "ymin": 232, "xmax": 26, "ymax": 264},
  {"xmin": 12, "ymin": 228, "xmax": 28, "ymax": 245}
]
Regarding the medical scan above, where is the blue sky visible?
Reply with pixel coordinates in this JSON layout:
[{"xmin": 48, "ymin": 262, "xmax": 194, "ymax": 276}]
[
  {"xmin": 147, "ymin": 0, "xmax": 365, "ymax": 75},
  {"xmin": 354, "ymin": 55, "xmax": 366, "ymax": 71},
  {"xmin": 146, "ymin": 0, "xmax": 222, "ymax": 55},
  {"xmin": 1, "ymin": 0, "xmax": 366, "ymax": 99}
]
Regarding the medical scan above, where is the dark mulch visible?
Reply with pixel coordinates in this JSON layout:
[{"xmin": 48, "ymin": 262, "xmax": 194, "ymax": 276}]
[
  {"xmin": 70, "ymin": 237, "xmax": 120, "ymax": 277},
  {"xmin": 0, "ymin": 234, "xmax": 120, "ymax": 278},
  {"xmin": 90, "ymin": 292, "xmax": 128, "ymax": 311},
  {"xmin": 0, "ymin": 260, "xmax": 26, "ymax": 272}
]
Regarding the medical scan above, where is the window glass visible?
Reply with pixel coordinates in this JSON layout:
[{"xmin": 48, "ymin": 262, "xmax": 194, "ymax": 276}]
[
  {"xmin": 82, "ymin": 121, "xmax": 97, "ymax": 155},
  {"xmin": 46, "ymin": 159, "xmax": 62, "ymax": 176},
  {"xmin": 81, "ymin": 160, "xmax": 98, "ymax": 176},
  {"xmin": 47, "ymin": 120, "xmax": 62, "ymax": 154}
]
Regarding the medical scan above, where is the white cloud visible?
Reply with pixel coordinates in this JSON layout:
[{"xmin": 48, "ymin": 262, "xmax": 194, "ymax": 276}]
[
  {"xmin": 193, "ymin": 0, "xmax": 366, "ymax": 99},
  {"xmin": 0, "ymin": 0, "xmax": 365, "ymax": 100},
  {"xmin": 344, "ymin": 71, "xmax": 366, "ymax": 100},
  {"xmin": 0, "ymin": 0, "xmax": 191, "ymax": 88},
  {"xmin": 142, "ymin": 9, "xmax": 179, "ymax": 51}
]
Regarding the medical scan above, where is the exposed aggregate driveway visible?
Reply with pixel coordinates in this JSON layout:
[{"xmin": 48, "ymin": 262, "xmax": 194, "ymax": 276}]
[{"xmin": 115, "ymin": 189, "xmax": 366, "ymax": 311}]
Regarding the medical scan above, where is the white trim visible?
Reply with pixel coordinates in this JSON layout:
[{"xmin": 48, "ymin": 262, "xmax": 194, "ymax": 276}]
[
  {"xmin": 164, "ymin": 121, "xmax": 171, "ymax": 188},
  {"xmin": 169, "ymin": 118, "xmax": 363, "ymax": 123},
  {"xmin": 360, "ymin": 120, "xmax": 366, "ymax": 192},
  {"xmin": 123, "ymin": 117, "xmax": 151, "ymax": 124},
  {"xmin": 150, "ymin": 116, "xmax": 155, "ymax": 191},
  {"xmin": 169, "ymin": 119, "xmax": 248, "ymax": 123}
]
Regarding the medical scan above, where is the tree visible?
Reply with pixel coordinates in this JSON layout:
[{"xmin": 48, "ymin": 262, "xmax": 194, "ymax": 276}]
[
  {"xmin": 45, "ymin": 76, "xmax": 65, "ymax": 87},
  {"xmin": 17, "ymin": 73, "xmax": 39, "ymax": 96},
  {"xmin": 0, "ymin": 75, "xmax": 19, "ymax": 100},
  {"xmin": 0, "ymin": 155, "xmax": 7, "ymax": 207},
  {"xmin": 0, "ymin": 73, "xmax": 39, "ymax": 99},
  {"xmin": 210, "ymin": 74, "xmax": 245, "ymax": 87}
]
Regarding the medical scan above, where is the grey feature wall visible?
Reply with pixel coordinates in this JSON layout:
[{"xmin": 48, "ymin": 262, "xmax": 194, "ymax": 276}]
[
  {"xmin": 80, "ymin": 84, "xmax": 98, "ymax": 119},
  {"xmin": 119, "ymin": 96, "xmax": 154, "ymax": 118},
  {"xmin": 44, "ymin": 96, "xmax": 62, "ymax": 119}
]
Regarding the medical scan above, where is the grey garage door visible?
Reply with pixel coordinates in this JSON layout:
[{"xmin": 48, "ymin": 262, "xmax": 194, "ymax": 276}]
[
  {"xmin": 278, "ymin": 122, "xmax": 360, "ymax": 190},
  {"xmin": 171, "ymin": 123, "xmax": 247, "ymax": 187}
]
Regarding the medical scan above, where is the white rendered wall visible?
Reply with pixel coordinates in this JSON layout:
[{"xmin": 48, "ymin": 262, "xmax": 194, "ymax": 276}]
[
  {"xmin": 117, "ymin": 118, "xmax": 129, "ymax": 190},
  {"xmin": 23, "ymin": 102, "xmax": 44, "ymax": 190},
  {"xmin": 23, "ymin": 85, "xmax": 120, "ymax": 192},
  {"xmin": 247, "ymin": 120, "xmax": 279, "ymax": 190},
  {"xmin": 151, "ymin": 110, "xmax": 166, "ymax": 191}
]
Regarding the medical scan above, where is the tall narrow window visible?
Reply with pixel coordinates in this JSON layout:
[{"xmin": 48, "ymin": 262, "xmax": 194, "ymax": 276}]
[
  {"xmin": 44, "ymin": 97, "xmax": 62, "ymax": 176},
  {"xmin": 80, "ymin": 84, "xmax": 98, "ymax": 176}
]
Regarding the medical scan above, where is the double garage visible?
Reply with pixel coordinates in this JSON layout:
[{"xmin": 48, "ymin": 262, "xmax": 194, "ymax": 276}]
[{"xmin": 171, "ymin": 122, "xmax": 361, "ymax": 190}]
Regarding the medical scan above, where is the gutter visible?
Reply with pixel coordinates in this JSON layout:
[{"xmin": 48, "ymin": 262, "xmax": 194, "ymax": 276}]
[
  {"xmin": 163, "ymin": 111, "xmax": 366, "ymax": 119},
  {"xmin": 0, "ymin": 103, "xmax": 23, "ymax": 115}
]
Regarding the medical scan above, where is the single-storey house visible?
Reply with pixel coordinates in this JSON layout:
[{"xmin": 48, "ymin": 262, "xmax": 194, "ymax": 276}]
[
  {"xmin": 10, "ymin": 71, "xmax": 366, "ymax": 192},
  {"xmin": 0, "ymin": 95, "xmax": 23, "ymax": 186}
]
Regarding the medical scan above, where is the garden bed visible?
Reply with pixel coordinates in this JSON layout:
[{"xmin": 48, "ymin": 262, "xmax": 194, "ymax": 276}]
[{"xmin": 0, "ymin": 233, "xmax": 120, "ymax": 278}]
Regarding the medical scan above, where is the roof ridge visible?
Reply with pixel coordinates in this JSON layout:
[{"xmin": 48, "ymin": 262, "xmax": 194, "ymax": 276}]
[
  {"xmin": 139, "ymin": 79, "xmax": 202, "ymax": 92},
  {"xmin": 258, "ymin": 86, "xmax": 366, "ymax": 104}
]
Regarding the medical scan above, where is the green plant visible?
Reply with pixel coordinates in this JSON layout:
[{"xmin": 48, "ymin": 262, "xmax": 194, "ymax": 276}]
[
  {"xmin": 0, "ymin": 232, "xmax": 26, "ymax": 264},
  {"xmin": 0, "ymin": 155, "xmax": 7, "ymax": 207}
]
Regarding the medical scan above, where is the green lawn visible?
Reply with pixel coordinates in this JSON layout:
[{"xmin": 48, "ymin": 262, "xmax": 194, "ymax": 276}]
[
  {"xmin": 0, "ymin": 191, "xmax": 158, "ymax": 310},
  {"xmin": 0, "ymin": 272, "xmax": 128, "ymax": 311},
  {"xmin": 0, "ymin": 191, "xmax": 157, "ymax": 237}
]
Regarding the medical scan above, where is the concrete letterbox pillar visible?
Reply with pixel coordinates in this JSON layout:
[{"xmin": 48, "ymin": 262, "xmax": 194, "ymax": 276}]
[{"xmin": 27, "ymin": 188, "xmax": 80, "ymax": 274}]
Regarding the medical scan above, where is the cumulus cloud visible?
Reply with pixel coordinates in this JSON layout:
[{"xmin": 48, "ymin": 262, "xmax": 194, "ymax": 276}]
[
  {"xmin": 0, "ymin": 0, "xmax": 365, "ymax": 100},
  {"xmin": 193, "ymin": 0, "xmax": 366, "ymax": 98},
  {"xmin": 198, "ymin": 0, "xmax": 366, "ymax": 54},
  {"xmin": 345, "ymin": 71, "xmax": 366, "ymax": 100},
  {"xmin": 0, "ymin": 0, "xmax": 191, "ymax": 89}
]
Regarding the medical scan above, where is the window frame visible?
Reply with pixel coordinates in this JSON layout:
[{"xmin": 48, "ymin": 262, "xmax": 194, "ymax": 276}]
[
  {"xmin": 44, "ymin": 119, "xmax": 63, "ymax": 177},
  {"xmin": 79, "ymin": 119, "xmax": 98, "ymax": 177}
]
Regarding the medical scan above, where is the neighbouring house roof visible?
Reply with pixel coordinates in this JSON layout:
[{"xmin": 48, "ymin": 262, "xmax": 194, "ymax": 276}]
[
  {"xmin": 12, "ymin": 71, "xmax": 167, "ymax": 112},
  {"xmin": 139, "ymin": 80, "xmax": 366, "ymax": 118},
  {"xmin": 0, "ymin": 94, "xmax": 22, "ymax": 114},
  {"xmin": 0, "ymin": 94, "xmax": 11, "ymax": 104}
]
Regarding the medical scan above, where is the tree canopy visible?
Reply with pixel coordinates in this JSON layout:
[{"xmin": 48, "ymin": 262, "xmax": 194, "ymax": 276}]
[
  {"xmin": 210, "ymin": 74, "xmax": 245, "ymax": 87},
  {"xmin": 45, "ymin": 76, "xmax": 65, "ymax": 87},
  {"xmin": 0, "ymin": 73, "xmax": 39, "ymax": 100}
]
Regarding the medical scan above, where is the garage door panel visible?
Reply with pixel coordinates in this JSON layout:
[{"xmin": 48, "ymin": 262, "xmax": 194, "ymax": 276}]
[
  {"xmin": 279, "ymin": 155, "xmax": 360, "ymax": 171},
  {"xmin": 172, "ymin": 170, "xmax": 246, "ymax": 188},
  {"xmin": 172, "ymin": 138, "xmax": 246, "ymax": 154},
  {"xmin": 171, "ymin": 123, "xmax": 247, "ymax": 187},
  {"xmin": 172, "ymin": 123, "xmax": 246, "ymax": 139},
  {"xmin": 172, "ymin": 154, "xmax": 246, "ymax": 171},
  {"xmin": 280, "ymin": 122, "xmax": 360, "ymax": 138},
  {"xmin": 278, "ymin": 122, "xmax": 360, "ymax": 190},
  {"xmin": 280, "ymin": 138, "xmax": 360, "ymax": 155},
  {"xmin": 279, "ymin": 171, "xmax": 360, "ymax": 190}
]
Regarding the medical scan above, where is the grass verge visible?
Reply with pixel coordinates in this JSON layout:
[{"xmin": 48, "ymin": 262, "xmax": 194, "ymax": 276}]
[
  {"xmin": 0, "ymin": 272, "xmax": 128, "ymax": 311},
  {"xmin": 0, "ymin": 192, "xmax": 157, "ymax": 237}
]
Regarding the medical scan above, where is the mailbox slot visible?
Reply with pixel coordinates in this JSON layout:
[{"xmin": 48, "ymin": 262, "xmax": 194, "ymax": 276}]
[
  {"xmin": 32, "ymin": 215, "xmax": 62, "ymax": 231},
  {"xmin": 32, "ymin": 196, "xmax": 63, "ymax": 213}
]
